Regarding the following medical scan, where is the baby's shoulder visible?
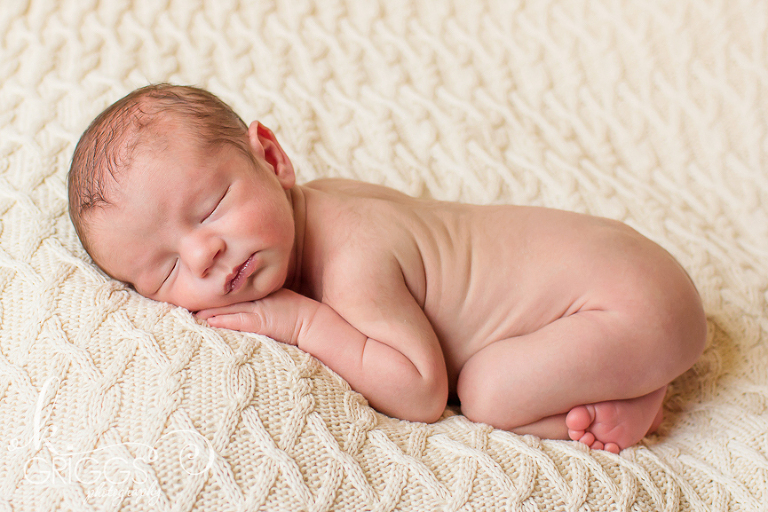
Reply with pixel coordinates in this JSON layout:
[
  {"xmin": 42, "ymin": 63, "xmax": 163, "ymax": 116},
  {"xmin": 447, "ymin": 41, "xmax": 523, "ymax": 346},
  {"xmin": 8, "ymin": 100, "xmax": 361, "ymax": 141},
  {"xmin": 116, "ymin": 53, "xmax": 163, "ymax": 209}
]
[
  {"xmin": 303, "ymin": 178, "xmax": 422, "ymax": 246},
  {"xmin": 304, "ymin": 178, "xmax": 414, "ymax": 203},
  {"xmin": 303, "ymin": 179, "xmax": 415, "ymax": 253},
  {"xmin": 301, "ymin": 179, "xmax": 426, "ymax": 298}
]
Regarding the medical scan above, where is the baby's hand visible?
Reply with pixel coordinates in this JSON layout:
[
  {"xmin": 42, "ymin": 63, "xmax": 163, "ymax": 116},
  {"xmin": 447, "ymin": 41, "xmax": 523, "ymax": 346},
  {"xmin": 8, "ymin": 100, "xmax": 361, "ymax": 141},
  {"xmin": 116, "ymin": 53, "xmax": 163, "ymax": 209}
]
[{"xmin": 196, "ymin": 289, "xmax": 319, "ymax": 346}]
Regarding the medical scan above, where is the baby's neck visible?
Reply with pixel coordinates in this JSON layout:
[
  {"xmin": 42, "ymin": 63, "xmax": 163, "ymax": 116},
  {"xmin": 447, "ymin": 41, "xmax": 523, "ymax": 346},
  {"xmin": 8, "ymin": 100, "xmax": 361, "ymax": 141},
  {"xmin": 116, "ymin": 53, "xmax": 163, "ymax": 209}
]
[{"xmin": 283, "ymin": 185, "xmax": 308, "ymax": 295}]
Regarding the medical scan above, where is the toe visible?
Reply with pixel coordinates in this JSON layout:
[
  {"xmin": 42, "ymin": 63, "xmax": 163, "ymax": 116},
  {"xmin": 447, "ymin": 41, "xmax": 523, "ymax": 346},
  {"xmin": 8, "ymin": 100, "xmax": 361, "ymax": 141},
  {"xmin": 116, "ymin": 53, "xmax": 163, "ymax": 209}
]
[
  {"xmin": 577, "ymin": 432, "xmax": 595, "ymax": 447},
  {"xmin": 568, "ymin": 429, "xmax": 586, "ymax": 442},
  {"xmin": 591, "ymin": 441, "xmax": 604, "ymax": 451},
  {"xmin": 566, "ymin": 405, "xmax": 595, "ymax": 432},
  {"xmin": 604, "ymin": 443, "xmax": 620, "ymax": 454}
]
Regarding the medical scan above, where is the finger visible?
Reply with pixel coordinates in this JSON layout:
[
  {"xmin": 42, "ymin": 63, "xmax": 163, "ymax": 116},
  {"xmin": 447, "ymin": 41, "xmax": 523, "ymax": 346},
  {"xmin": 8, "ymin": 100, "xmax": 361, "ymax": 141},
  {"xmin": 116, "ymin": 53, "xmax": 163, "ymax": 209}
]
[
  {"xmin": 206, "ymin": 312, "xmax": 300, "ymax": 346},
  {"xmin": 205, "ymin": 312, "xmax": 263, "ymax": 333},
  {"xmin": 196, "ymin": 302, "xmax": 256, "ymax": 320}
]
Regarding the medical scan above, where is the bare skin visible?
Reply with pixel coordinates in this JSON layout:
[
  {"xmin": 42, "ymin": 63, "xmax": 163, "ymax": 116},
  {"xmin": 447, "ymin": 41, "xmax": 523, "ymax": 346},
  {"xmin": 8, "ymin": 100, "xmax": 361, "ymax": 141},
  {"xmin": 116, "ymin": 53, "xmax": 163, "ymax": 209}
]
[{"xmin": 86, "ymin": 119, "xmax": 707, "ymax": 452}]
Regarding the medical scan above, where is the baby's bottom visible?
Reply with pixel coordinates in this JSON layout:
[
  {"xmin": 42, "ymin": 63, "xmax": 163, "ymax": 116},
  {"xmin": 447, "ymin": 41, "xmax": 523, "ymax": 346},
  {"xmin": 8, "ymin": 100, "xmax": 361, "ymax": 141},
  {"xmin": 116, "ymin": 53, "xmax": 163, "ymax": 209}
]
[{"xmin": 456, "ymin": 307, "xmax": 704, "ymax": 452}]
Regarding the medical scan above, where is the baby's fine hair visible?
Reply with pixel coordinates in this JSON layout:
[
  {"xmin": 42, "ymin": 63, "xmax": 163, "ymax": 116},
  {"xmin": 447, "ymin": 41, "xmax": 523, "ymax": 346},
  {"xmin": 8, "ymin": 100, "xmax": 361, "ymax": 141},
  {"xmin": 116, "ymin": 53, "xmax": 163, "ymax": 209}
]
[{"xmin": 68, "ymin": 83, "xmax": 251, "ymax": 254}]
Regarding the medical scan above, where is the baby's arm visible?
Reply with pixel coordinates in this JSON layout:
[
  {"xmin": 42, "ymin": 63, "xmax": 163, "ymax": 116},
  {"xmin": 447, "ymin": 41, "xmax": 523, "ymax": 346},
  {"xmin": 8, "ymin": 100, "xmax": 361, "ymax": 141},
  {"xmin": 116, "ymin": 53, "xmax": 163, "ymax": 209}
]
[{"xmin": 197, "ymin": 263, "xmax": 449, "ymax": 423}]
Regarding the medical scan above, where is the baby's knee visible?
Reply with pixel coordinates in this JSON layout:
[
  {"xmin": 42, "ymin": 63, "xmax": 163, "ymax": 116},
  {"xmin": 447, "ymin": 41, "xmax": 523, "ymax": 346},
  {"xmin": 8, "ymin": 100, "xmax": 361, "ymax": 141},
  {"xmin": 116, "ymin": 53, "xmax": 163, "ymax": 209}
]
[{"xmin": 456, "ymin": 365, "xmax": 509, "ymax": 428}]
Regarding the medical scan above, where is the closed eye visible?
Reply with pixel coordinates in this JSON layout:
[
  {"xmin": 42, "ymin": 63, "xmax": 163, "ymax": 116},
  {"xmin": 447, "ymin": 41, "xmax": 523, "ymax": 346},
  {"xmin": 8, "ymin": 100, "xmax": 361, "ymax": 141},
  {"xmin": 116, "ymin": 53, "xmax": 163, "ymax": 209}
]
[
  {"xmin": 162, "ymin": 259, "xmax": 178, "ymax": 287},
  {"xmin": 203, "ymin": 186, "xmax": 230, "ymax": 222}
]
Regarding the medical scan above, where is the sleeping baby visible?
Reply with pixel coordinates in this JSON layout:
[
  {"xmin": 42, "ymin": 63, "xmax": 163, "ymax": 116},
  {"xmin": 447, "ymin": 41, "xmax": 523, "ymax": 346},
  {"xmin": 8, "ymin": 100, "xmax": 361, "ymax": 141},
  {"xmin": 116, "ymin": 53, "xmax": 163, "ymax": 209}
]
[{"xmin": 68, "ymin": 84, "xmax": 707, "ymax": 453}]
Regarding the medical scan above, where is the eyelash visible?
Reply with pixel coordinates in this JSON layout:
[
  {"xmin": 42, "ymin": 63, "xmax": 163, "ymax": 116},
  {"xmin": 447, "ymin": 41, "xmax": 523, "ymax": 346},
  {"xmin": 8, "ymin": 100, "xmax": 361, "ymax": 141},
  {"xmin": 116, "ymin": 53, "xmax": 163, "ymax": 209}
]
[
  {"xmin": 163, "ymin": 259, "xmax": 178, "ymax": 285},
  {"xmin": 203, "ymin": 187, "xmax": 229, "ymax": 221}
]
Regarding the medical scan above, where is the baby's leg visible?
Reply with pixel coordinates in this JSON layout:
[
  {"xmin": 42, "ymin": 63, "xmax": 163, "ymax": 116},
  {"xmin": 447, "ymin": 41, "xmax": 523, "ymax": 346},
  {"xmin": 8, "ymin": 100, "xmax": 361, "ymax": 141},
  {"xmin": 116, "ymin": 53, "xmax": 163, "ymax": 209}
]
[{"xmin": 457, "ymin": 309, "xmax": 702, "ymax": 450}]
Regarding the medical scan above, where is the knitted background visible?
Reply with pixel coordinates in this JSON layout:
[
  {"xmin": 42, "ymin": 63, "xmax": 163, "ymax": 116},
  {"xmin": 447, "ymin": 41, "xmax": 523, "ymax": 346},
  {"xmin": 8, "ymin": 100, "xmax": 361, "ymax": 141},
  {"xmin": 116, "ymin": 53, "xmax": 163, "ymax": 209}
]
[{"xmin": 1, "ymin": 0, "xmax": 767, "ymax": 510}]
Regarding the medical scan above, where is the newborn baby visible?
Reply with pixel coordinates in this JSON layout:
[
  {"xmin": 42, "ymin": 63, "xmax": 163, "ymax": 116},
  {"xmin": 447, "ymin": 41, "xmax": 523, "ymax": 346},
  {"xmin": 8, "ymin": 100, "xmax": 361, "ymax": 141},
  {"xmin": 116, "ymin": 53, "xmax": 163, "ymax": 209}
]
[{"xmin": 68, "ymin": 84, "xmax": 707, "ymax": 453}]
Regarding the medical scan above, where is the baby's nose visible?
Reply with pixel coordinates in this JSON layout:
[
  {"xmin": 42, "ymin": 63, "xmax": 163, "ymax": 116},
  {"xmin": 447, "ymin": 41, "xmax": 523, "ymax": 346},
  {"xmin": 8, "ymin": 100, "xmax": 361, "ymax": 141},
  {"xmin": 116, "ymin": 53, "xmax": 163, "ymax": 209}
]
[{"xmin": 183, "ymin": 231, "xmax": 225, "ymax": 278}]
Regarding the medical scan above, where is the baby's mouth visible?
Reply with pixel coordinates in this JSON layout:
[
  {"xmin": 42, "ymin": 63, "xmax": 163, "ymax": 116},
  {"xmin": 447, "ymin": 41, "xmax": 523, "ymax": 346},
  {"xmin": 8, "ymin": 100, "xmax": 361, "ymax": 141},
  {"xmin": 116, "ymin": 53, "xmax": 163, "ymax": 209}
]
[{"xmin": 225, "ymin": 254, "xmax": 256, "ymax": 294}]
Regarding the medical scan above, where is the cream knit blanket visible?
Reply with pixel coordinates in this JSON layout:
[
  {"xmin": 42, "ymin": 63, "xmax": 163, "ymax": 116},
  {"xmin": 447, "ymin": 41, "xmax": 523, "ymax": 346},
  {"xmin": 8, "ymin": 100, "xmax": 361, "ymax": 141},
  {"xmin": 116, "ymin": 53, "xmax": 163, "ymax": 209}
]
[{"xmin": 1, "ymin": 1, "xmax": 766, "ymax": 510}]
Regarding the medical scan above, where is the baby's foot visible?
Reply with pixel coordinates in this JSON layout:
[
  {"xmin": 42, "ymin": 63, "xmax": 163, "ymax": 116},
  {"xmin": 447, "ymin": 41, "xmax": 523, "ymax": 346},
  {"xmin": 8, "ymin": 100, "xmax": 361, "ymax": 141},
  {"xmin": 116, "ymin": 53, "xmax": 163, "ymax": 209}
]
[{"xmin": 565, "ymin": 387, "xmax": 666, "ymax": 453}]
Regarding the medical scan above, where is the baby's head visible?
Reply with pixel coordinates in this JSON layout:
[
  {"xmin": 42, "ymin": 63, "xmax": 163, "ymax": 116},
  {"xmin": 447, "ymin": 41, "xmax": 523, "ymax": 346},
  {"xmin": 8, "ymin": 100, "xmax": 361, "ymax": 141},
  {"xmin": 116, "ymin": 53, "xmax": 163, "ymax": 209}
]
[
  {"xmin": 69, "ymin": 84, "xmax": 254, "ymax": 254},
  {"xmin": 68, "ymin": 84, "xmax": 298, "ymax": 311}
]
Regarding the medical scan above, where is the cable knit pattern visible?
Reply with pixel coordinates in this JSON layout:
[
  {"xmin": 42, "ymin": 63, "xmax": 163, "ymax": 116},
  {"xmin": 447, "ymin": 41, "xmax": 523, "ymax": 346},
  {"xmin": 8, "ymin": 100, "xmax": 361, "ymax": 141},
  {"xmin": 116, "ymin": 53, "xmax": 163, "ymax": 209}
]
[{"xmin": 1, "ymin": 1, "xmax": 766, "ymax": 510}]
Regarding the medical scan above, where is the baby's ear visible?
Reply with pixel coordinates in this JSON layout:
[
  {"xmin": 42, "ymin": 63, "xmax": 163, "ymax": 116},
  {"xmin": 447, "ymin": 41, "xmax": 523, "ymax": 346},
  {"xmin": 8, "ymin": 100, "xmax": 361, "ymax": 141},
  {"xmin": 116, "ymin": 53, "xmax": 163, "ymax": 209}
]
[{"xmin": 248, "ymin": 121, "xmax": 295, "ymax": 189}]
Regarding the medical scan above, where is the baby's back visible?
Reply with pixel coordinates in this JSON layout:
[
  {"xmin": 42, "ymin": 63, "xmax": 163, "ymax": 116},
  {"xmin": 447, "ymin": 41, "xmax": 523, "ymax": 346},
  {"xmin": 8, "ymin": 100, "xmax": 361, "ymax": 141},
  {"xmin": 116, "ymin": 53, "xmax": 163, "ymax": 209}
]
[{"xmin": 300, "ymin": 179, "xmax": 687, "ymax": 388}]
